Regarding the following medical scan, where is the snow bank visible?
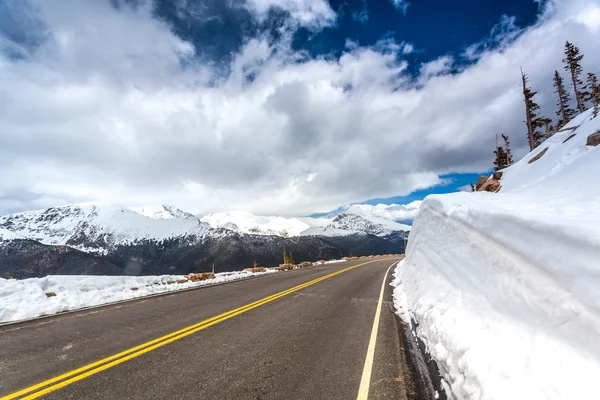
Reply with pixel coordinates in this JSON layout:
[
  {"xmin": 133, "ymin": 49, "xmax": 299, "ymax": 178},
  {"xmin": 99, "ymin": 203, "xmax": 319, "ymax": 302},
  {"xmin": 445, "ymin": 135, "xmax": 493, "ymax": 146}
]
[
  {"xmin": 393, "ymin": 110, "xmax": 600, "ymax": 399},
  {"xmin": 0, "ymin": 269, "xmax": 277, "ymax": 323},
  {"xmin": 323, "ymin": 259, "xmax": 348, "ymax": 264}
]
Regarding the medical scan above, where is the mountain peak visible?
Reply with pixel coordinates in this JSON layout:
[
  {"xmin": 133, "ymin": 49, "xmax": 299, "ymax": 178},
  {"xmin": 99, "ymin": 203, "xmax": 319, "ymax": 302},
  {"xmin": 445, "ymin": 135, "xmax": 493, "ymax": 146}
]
[{"xmin": 130, "ymin": 205, "xmax": 198, "ymax": 220}]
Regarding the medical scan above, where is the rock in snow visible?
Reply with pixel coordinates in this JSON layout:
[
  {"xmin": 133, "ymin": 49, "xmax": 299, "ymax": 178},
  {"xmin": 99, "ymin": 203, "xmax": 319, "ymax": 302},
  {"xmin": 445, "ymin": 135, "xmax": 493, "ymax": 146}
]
[{"xmin": 393, "ymin": 110, "xmax": 600, "ymax": 399}]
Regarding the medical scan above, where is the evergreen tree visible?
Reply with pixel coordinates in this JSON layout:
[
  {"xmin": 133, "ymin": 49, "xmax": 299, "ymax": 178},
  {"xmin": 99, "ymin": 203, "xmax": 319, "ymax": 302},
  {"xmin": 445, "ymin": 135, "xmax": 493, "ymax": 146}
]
[
  {"xmin": 563, "ymin": 41, "xmax": 586, "ymax": 113},
  {"xmin": 585, "ymin": 72, "xmax": 600, "ymax": 117},
  {"xmin": 283, "ymin": 247, "xmax": 289, "ymax": 264},
  {"xmin": 521, "ymin": 68, "xmax": 546, "ymax": 150},
  {"xmin": 553, "ymin": 70, "xmax": 577, "ymax": 128},
  {"xmin": 501, "ymin": 134, "xmax": 514, "ymax": 166},
  {"xmin": 493, "ymin": 145, "xmax": 508, "ymax": 171}
]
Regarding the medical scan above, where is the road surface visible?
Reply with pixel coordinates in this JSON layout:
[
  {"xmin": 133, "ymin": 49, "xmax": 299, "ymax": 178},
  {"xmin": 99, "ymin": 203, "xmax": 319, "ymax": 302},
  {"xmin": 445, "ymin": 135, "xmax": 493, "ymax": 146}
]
[{"xmin": 0, "ymin": 257, "xmax": 422, "ymax": 399}]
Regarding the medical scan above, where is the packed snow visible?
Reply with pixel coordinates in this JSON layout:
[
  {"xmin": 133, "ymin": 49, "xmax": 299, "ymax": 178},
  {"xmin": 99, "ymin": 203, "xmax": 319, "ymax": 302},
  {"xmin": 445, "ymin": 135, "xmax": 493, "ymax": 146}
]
[
  {"xmin": 0, "ymin": 269, "xmax": 277, "ymax": 323},
  {"xmin": 393, "ymin": 110, "xmax": 600, "ymax": 399}
]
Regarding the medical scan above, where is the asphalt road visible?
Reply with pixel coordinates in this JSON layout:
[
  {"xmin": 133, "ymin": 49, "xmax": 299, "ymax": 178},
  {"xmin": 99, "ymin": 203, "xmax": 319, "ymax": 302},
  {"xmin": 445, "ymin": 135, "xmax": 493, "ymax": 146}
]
[{"xmin": 0, "ymin": 257, "xmax": 418, "ymax": 400}]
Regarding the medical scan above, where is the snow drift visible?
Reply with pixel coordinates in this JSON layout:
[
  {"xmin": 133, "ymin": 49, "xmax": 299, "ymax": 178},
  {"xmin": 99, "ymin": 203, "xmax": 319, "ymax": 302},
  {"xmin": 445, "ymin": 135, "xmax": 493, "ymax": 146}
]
[{"xmin": 393, "ymin": 110, "xmax": 600, "ymax": 399}]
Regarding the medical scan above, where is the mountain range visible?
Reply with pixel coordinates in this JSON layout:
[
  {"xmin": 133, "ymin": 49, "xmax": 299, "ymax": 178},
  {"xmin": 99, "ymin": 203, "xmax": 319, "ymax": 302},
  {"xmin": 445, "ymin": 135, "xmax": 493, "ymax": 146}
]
[{"xmin": 0, "ymin": 203, "xmax": 409, "ymax": 278}]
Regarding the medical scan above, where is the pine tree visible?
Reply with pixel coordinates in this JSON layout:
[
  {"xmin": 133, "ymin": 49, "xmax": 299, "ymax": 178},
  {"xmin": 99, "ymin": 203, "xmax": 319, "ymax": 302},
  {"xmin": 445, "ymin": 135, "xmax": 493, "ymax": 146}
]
[
  {"xmin": 501, "ymin": 134, "xmax": 514, "ymax": 166},
  {"xmin": 585, "ymin": 72, "xmax": 600, "ymax": 117},
  {"xmin": 563, "ymin": 41, "xmax": 586, "ymax": 113},
  {"xmin": 283, "ymin": 247, "xmax": 289, "ymax": 264},
  {"xmin": 553, "ymin": 70, "xmax": 577, "ymax": 129},
  {"xmin": 521, "ymin": 68, "xmax": 546, "ymax": 150},
  {"xmin": 493, "ymin": 145, "xmax": 508, "ymax": 171}
]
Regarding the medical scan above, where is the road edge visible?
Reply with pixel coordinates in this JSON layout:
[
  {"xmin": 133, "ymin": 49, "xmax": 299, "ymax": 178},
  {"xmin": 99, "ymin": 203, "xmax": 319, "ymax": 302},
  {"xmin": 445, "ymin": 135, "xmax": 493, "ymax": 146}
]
[{"xmin": 0, "ymin": 258, "xmax": 400, "ymax": 328}]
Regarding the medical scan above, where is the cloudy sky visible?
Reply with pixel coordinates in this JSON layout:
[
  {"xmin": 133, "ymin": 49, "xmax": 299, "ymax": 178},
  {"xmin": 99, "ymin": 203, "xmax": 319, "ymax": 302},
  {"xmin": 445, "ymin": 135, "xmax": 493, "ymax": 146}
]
[{"xmin": 1, "ymin": 0, "xmax": 599, "ymax": 220}]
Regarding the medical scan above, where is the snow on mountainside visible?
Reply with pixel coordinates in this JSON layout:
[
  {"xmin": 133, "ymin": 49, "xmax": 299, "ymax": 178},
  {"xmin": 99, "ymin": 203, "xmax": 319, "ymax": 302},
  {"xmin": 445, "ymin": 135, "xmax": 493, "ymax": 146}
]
[
  {"xmin": 201, "ymin": 211, "xmax": 410, "ymax": 238},
  {"xmin": 130, "ymin": 205, "xmax": 198, "ymax": 220},
  {"xmin": 0, "ymin": 228, "xmax": 23, "ymax": 242},
  {"xmin": 0, "ymin": 202, "xmax": 410, "ymax": 247},
  {"xmin": 393, "ymin": 110, "xmax": 600, "ymax": 399},
  {"xmin": 0, "ymin": 203, "xmax": 211, "ymax": 253},
  {"xmin": 301, "ymin": 213, "xmax": 410, "ymax": 237},
  {"xmin": 328, "ymin": 213, "xmax": 410, "ymax": 235},
  {"xmin": 201, "ymin": 211, "xmax": 312, "ymax": 237}
]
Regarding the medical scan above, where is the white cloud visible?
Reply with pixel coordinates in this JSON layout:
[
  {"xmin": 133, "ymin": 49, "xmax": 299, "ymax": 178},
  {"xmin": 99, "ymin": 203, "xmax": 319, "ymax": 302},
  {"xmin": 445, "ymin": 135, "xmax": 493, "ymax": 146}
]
[
  {"xmin": 243, "ymin": 0, "xmax": 336, "ymax": 29},
  {"xmin": 389, "ymin": 0, "xmax": 410, "ymax": 15},
  {"xmin": 401, "ymin": 42, "xmax": 415, "ymax": 54},
  {"xmin": 419, "ymin": 55, "xmax": 454, "ymax": 82},
  {"xmin": 1, "ymin": 0, "xmax": 600, "ymax": 216},
  {"xmin": 344, "ymin": 201, "xmax": 422, "ymax": 222}
]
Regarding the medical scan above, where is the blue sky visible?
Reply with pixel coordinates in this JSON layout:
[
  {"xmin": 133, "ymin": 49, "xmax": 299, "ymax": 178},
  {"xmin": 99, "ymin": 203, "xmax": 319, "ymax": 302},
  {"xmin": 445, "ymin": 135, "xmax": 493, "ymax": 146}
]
[
  {"xmin": 1, "ymin": 0, "xmax": 598, "ymax": 219},
  {"xmin": 292, "ymin": 0, "xmax": 539, "ymax": 65},
  {"xmin": 151, "ymin": 0, "xmax": 541, "ymax": 66}
]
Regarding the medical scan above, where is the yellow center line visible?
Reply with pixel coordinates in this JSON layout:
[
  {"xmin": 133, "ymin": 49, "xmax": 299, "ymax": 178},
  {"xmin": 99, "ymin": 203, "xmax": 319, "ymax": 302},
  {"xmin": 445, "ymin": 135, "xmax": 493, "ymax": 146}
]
[{"xmin": 2, "ymin": 260, "xmax": 380, "ymax": 400}]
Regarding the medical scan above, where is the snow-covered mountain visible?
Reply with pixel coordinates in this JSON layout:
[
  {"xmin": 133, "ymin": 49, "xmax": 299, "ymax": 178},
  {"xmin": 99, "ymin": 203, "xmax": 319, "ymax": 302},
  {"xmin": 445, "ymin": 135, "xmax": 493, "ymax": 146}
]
[
  {"xmin": 0, "ymin": 203, "xmax": 212, "ymax": 253},
  {"xmin": 0, "ymin": 202, "xmax": 409, "ymax": 278},
  {"xmin": 0, "ymin": 203, "xmax": 409, "ymax": 249},
  {"xmin": 200, "ymin": 211, "xmax": 312, "ymax": 237},
  {"xmin": 301, "ymin": 213, "xmax": 410, "ymax": 237},
  {"xmin": 201, "ymin": 211, "xmax": 410, "ymax": 238}
]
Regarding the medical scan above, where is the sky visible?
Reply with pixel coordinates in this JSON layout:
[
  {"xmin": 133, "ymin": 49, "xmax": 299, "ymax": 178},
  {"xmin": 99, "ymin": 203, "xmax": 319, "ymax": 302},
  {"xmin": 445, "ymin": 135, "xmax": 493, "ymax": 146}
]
[{"xmin": 1, "ymin": 0, "xmax": 599, "ymax": 221}]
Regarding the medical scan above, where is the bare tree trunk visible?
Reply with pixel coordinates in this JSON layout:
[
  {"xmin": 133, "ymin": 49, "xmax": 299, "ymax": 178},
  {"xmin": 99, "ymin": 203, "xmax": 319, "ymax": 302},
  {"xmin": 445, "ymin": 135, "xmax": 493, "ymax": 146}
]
[
  {"xmin": 570, "ymin": 68, "xmax": 585, "ymax": 113},
  {"xmin": 521, "ymin": 68, "xmax": 535, "ymax": 151},
  {"xmin": 558, "ymin": 86, "xmax": 568, "ymax": 124}
]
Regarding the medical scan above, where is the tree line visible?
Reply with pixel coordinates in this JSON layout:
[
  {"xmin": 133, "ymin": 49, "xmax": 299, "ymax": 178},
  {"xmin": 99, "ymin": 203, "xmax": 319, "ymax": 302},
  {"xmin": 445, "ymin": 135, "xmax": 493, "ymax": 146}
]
[{"xmin": 493, "ymin": 40, "xmax": 599, "ymax": 172}]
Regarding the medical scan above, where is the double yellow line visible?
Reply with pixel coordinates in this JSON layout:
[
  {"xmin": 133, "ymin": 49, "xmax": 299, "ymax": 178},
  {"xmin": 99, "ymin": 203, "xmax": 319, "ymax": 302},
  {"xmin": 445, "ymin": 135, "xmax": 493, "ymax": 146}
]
[{"xmin": 2, "ymin": 260, "xmax": 377, "ymax": 400}]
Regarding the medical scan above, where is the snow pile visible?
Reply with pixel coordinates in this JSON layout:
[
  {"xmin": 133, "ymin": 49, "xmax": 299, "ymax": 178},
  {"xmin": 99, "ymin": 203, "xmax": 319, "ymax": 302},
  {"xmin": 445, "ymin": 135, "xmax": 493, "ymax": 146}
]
[
  {"xmin": 393, "ymin": 110, "xmax": 600, "ymax": 399},
  {"xmin": 0, "ymin": 269, "xmax": 277, "ymax": 323},
  {"xmin": 322, "ymin": 259, "xmax": 347, "ymax": 264}
]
